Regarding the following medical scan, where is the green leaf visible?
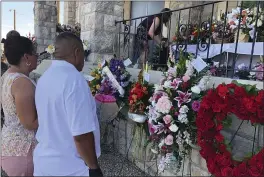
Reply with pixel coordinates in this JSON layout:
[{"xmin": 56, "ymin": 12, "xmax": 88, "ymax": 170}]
[
  {"xmin": 245, "ymin": 85, "xmax": 252, "ymax": 92},
  {"xmin": 222, "ymin": 116, "xmax": 232, "ymax": 128},
  {"xmin": 190, "ymin": 125, "xmax": 197, "ymax": 129}
]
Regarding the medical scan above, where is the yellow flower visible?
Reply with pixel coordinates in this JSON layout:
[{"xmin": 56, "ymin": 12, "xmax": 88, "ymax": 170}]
[
  {"xmin": 96, "ymin": 84, "xmax": 100, "ymax": 89},
  {"xmin": 95, "ymin": 74, "xmax": 100, "ymax": 80},
  {"xmin": 91, "ymin": 72, "xmax": 95, "ymax": 77}
]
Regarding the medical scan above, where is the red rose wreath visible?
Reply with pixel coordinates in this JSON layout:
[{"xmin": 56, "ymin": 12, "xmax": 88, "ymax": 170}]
[{"xmin": 196, "ymin": 82, "xmax": 264, "ymax": 177}]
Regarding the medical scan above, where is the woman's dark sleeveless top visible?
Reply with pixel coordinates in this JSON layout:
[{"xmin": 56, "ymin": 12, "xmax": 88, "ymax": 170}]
[{"xmin": 140, "ymin": 15, "xmax": 162, "ymax": 39}]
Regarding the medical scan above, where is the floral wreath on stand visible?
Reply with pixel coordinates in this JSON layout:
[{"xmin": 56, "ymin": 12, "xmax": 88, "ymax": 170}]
[
  {"xmin": 128, "ymin": 69, "xmax": 154, "ymax": 124},
  {"xmin": 146, "ymin": 51, "xmax": 211, "ymax": 173},
  {"xmin": 196, "ymin": 81, "xmax": 264, "ymax": 177}
]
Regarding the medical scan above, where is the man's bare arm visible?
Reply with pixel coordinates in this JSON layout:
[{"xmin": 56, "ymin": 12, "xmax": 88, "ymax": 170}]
[{"xmin": 74, "ymin": 132, "xmax": 99, "ymax": 169}]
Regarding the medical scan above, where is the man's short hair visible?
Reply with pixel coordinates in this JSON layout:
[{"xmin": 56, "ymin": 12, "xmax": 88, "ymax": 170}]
[{"xmin": 55, "ymin": 32, "xmax": 82, "ymax": 47}]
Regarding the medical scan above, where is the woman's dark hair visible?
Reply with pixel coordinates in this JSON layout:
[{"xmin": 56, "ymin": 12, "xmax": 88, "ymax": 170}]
[
  {"xmin": 6, "ymin": 30, "xmax": 20, "ymax": 38},
  {"xmin": 1, "ymin": 30, "xmax": 20, "ymax": 44},
  {"xmin": 160, "ymin": 8, "xmax": 172, "ymax": 23},
  {"xmin": 4, "ymin": 36, "xmax": 34, "ymax": 65}
]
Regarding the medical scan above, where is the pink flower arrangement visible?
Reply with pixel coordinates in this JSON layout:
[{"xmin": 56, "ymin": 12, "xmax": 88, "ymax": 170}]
[
  {"xmin": 146, "ymin": 52, "xmax": 208, "ymax": 172},
  {"xmin": 155, "ymin": 96, "xmax": 172, "ymax": 114}
]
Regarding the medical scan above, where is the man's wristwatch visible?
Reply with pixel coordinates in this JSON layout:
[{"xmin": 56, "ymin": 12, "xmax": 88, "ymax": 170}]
[{"xmin": 89, "ymin": 168, "xmax": 103, "ymax": 177}]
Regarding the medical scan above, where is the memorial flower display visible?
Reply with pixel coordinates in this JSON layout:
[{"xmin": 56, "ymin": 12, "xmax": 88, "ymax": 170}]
[
  {"xmin": 250, "ymin": 56, "xmax": 264, "ymax": 81},
  {"xmin": 147, "ymin": 52, "xmax": 210, "ymax": 173},
  {"xmin": 89, "ymin": 58, "xmax": 131, "ymax": 99},
  {"xmin": 227, "ymin": 6, "xmax": 264, "ymax": 42},
  {"xmin": 108, "ymin": 58, "xmax": 131, "ymax": 88},
  {"xmin": 89, "ymin": 67, "xmax": 103, "ymax": 96},
  {"xmin": 196, "ymin": 82, "xmax": 264, "ymax": 177},
  {"xmin": 128, "ymin": 70, "xmax": 154, "ymax": 116},
  {"xmin": 106, "ymin": 58, "xmax": 132, "ymax": 100},
  {"xmin": 56, "ymin": 23, "xmax": 81, "ymax": 37}
]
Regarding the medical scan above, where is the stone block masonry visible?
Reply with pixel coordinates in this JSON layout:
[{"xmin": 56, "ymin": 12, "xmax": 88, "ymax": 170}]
[
  {"xmin": 34, "ymin": 1, "xmax": 57, "ymax": 54},
  {"xmin": 63, "ymin": 1, "xmax": 76, "ymax": 26},
  {"xmin": 78, "ymin": 1, "xmax": 124, "ymax": 65}
]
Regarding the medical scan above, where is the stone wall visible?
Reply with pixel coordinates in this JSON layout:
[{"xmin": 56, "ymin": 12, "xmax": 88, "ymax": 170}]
[
  {"xmin": 63, "ymin": 1, "xmax": 76, "ymax": 26},
  {"xmin": 34, "ymin": 1, "xmax": 57, "ymax": 53},
  {"xmin": 77, "ymin": 1, "xmax": 124, "ymax": 64}
]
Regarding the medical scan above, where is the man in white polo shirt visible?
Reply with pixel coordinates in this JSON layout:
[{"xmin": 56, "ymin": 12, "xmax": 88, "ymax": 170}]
[{"xmin": 34, "ymin": 32, "xmax": 103, "ymax": 176}]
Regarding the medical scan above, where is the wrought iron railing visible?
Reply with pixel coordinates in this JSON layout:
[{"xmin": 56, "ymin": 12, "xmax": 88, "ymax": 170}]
[{"xmin": 115, "ymin": 1, "xmax": 264, "ymax": 81}]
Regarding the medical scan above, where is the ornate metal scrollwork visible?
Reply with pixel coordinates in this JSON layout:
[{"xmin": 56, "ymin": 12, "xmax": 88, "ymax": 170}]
[
  {"xmin": 123, "ymin": 24, "xmax": 130, "ymax": 49},
  {"xmin": 197, "ymin": 21, "xmax": 211, "ymax": 52},
  {"xmin": 174, "ymin": 24, "xmax": 190, "ymax": 52}
]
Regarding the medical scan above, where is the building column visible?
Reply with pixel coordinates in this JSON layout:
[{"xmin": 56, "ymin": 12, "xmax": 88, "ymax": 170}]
[
  {"xmin": 64, "ymin": 1, "xmax": 76, "ymax": 26},
  {"xmin": 34, "ymin": 1, "xmax": 57, "ymax": 53},
  {"xmin": 79, "ymin": 1, "xmax": 124, "ymax": 64}
]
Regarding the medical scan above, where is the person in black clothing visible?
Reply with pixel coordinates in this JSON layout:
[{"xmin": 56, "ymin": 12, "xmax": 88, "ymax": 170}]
[{"xmin": 133, "ymin": 8, "xmax": 172, "ymax": 68}]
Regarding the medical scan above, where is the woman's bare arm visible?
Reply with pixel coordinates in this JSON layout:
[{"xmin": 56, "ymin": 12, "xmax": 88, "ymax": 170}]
[
  {"xmin": 148, "ymin": 17, "xmax": 162, "ymax": 44},
  {"xmin": 12, "ymin": 77, "xmax": 38, "ymax": 130}
]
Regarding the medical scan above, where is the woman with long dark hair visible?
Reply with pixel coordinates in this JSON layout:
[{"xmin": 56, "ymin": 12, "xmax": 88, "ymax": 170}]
[
  {"xmin": 133, "ymin": 8, "xmax": 172, "ymax": 68},
  {"xmin": 1, "ymin": 34, "xmax": 38, "ymax": 176}
]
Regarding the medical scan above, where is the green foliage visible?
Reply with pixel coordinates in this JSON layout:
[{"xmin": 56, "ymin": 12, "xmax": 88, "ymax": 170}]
[
  {"xmin": 175, "ymin": 51, "xmax": 188, "ymax": 76},
  {"xmin": 222, "ymin": 114, "xmax": 233, "ymax": 128},
  {"xmin": 242, "ymin": 1, "xmax": 257, "ymax": 9},
  {"xmin": 231, "ymin": 80, "xmax": 259, "ymax": 95}
]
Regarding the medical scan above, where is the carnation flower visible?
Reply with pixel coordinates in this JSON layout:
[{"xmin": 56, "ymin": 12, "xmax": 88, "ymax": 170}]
[
  {"xmin": 182, "ymin": 75, "xmax": 190, "ymax": 82},
  {"xmin": 192, "ymin": 101, "xmax": 200, "ymax": 112},
  {"xmin": 165, "ymin": 134, "xmax": 174, "ymax": 145},
  {"xmin": 155, "ymin": 96, "xmax": 172, "ymax": 114},
  {"xmin": 163, "ymin": 115, "xmax": 172, "ymax": 124},
  {"xmin": 179, "ymin": 105, "xmax": 189, "ymax": 114},
  {"xmin": 178, "ymin": 113, "xmax": 188, "ymax": 124}
]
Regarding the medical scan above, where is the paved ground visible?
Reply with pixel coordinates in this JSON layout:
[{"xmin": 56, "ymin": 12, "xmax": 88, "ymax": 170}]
[
  {"xmin": 1, "ymin": 144, "xmax": 148, "ymax": 177},
  {"xmin": 99, "ymin": 144, "xmax": 149, "ymax": 176}
]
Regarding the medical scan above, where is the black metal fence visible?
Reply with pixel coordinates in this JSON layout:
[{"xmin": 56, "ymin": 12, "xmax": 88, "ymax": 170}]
[{"xmin": 115, "ymin": 1, "xmax": 264, "ymax": 81}]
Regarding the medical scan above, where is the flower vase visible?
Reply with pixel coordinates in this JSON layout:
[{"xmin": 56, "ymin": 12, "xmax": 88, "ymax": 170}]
[
  {"xmin": 50, "ymin": 55, "xmax": 54, "ymax": 60},
  {"xmin": 234, "ymin": 29, "xmax": 249, "ymax": 43},
  {"xmin": 127, "ymin": 112, "xmax": 147, "ymax": 123}
]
